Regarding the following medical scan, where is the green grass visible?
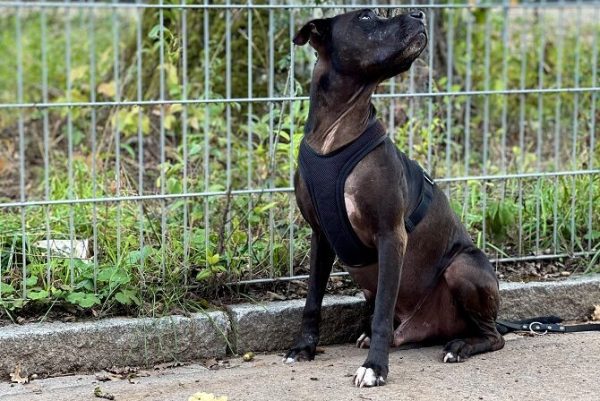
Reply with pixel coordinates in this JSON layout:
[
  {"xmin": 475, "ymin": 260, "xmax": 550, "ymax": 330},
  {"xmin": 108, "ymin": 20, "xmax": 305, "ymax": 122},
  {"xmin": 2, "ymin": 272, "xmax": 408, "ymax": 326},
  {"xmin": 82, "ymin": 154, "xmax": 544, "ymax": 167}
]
[{"xmin": 0, "ymin": 5, "xmax": 599, "ymax": 318}]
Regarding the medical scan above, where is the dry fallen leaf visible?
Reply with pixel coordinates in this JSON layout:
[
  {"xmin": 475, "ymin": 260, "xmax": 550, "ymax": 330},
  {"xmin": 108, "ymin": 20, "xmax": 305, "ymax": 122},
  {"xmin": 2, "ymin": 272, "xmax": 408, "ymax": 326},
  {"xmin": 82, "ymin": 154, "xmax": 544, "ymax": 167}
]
[
  {"xmin": 592, "ymin": 305, "xmax": 600, "ymax": 321},
  {"xmin": 188, "ymin": 392, "xmax": 228, "ymax": 401},
  {"xmin": 94, "ymin": 386, "xmax": 115, "ymax": 400},
  {"xmin": 9, "ymin": 365, "xmax": 29, "ymax": 385}
]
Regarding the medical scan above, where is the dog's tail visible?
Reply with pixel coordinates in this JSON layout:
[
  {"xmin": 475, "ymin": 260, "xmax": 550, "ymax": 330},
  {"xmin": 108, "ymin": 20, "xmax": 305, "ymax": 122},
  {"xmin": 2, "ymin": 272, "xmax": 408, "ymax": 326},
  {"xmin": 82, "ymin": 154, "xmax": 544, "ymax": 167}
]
[{"xmin": 496, "ymin": 315, "xmax": 562, "ymax": 335}]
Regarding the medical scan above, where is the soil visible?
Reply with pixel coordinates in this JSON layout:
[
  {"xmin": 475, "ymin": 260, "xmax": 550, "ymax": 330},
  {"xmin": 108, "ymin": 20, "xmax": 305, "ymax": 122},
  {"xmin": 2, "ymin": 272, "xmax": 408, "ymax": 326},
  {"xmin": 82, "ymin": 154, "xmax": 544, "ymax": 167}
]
[{"xmin": 217, "ymin": 256, "xmax": 591, "ymax": 305}]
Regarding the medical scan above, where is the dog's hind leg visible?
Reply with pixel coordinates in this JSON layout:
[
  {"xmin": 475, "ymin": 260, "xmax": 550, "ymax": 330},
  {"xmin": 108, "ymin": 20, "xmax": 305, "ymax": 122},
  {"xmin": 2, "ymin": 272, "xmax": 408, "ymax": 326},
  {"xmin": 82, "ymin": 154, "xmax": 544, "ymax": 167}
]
[
  {"xmin": 356, "ymin": 292, "xmax": 374, "ymax": 348},
  {"xmin": 442, "ymin": 248, "xmax": 505, "ymax": 363}
]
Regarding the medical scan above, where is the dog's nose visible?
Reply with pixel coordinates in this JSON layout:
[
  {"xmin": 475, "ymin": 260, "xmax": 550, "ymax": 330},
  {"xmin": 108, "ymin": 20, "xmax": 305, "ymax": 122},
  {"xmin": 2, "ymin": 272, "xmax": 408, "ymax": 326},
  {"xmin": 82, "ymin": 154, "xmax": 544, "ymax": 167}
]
[{"xmin": 409, "ymin": 10, "xmax": 425, "ymax": 20}]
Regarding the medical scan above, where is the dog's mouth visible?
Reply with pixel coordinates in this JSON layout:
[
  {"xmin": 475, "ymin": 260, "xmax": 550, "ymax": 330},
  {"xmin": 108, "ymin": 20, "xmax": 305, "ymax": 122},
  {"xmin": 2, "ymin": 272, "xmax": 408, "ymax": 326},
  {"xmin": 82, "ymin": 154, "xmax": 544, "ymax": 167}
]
[
  {"xmin": 400, "ymin": 30, "xmax": 428, "ymax": 61},
  {"xmin": 410, "ymin": 31, "xmax": 428, "ymax": 53}
]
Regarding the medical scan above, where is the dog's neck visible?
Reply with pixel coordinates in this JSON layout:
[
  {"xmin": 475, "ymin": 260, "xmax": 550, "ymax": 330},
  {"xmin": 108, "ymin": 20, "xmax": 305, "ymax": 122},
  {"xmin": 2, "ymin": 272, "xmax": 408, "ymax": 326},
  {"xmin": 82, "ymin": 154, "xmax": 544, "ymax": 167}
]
[{"xmin": 304, "ymin": 59, "xmax": 378, "ymax": 154}]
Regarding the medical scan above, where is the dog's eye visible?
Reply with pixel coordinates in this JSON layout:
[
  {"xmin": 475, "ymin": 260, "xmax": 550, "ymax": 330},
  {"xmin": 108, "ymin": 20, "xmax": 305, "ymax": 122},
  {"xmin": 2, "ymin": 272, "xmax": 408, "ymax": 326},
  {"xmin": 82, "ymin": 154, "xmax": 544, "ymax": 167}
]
[{"xmin": 359, "ymin": 14, "xmax": 371, "ymax": 21}]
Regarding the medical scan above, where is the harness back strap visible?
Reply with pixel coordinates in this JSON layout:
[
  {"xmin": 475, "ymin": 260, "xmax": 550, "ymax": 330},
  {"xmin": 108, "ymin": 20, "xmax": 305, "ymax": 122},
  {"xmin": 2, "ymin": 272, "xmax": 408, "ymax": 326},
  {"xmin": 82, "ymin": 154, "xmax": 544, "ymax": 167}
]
[{"xmin": 405, "ymin": 170, "xmax": 435, "ymax": 233}]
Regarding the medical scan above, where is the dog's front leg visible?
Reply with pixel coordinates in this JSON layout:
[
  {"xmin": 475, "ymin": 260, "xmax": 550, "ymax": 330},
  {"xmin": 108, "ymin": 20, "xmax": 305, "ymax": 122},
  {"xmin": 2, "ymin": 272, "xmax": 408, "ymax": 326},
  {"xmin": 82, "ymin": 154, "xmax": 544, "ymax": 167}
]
[
  {"xmin": 284, "ymin": 230, "xmax": 335, "ymax": 363},
  {"xmin": 354, "ymin": 229, "xmax": 405, "ymax": 387}
]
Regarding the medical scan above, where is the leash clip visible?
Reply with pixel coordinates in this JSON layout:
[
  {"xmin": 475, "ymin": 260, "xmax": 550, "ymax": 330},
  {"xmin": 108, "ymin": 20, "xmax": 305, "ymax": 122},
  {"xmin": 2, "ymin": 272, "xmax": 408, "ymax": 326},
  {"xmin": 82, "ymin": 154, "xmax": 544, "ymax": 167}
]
[{"xmin": 528, "ymin": 321, "xmax": 548, "ymax": 336}]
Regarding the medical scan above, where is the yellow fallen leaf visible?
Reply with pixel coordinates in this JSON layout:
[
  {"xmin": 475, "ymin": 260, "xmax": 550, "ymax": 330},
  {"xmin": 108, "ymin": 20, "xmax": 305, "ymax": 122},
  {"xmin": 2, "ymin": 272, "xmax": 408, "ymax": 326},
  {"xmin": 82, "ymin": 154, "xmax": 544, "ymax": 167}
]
[
  {"xmin": 9, "ymin": 364, "xmax": 29, "ymax": 384},
  {"xmin": 188, "ymin": 393, "xmax": 228, "ymax": 401},
  {"xmin": 592, "ymin": 305, "xmax": 600, "ymax": 321}
]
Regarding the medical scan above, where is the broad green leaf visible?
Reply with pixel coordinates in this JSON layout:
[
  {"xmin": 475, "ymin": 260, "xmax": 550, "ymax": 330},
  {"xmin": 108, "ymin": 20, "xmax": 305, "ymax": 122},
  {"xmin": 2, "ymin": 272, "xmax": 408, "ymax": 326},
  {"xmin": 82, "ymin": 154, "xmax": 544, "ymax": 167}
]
[
  {"xmin": 27, "ymin": 289, "xmax": 49, "ymax": 300},
  {"xmin": 0, "ymin": 282, "xmax": 16, "ymax": 294},
  {"xmin": 25, "ymin": 276, "xmax": 38, "ymax": 287},
  {"xmin": 207, "ymin": 254, "xmax": 220, "ymax": 266},
  {"xmin": 196, "ymin": 269, "xmax": 213, "ymax": 281}
]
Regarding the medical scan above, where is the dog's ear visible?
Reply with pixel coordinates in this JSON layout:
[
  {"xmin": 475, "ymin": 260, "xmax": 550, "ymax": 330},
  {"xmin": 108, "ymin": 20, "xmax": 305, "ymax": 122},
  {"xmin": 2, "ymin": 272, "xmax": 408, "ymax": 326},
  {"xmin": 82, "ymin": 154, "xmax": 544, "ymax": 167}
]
[{"xmin": 293, "ymin": 18, "xmax": 331, "ymax": 48}]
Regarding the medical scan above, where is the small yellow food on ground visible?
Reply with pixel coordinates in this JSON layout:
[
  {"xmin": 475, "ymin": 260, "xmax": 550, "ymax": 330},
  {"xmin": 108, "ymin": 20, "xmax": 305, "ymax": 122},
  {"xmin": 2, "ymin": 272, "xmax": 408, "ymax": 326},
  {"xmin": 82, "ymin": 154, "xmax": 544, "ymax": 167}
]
[{"xmin": 188, "ymin": 392, "xmax": 228, "ymax": 401}]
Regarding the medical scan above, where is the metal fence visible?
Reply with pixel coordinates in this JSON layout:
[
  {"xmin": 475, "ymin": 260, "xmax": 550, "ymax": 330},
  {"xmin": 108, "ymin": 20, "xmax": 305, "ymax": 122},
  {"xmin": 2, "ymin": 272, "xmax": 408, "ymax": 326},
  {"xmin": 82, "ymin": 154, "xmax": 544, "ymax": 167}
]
[{"xmin": 0, "ymin": 1, "xmax": 598, "ymax": 305}]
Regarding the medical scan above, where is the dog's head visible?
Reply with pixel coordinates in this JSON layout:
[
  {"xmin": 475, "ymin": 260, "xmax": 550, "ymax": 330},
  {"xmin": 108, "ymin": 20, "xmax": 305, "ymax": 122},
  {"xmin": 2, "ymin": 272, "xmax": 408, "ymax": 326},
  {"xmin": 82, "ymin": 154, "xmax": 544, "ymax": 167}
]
[
  {"xmin": 294, "ymin": 9, "xmax": 427, "ymax": 82},
  {"xmin": 294, "ymin": 9, "xmax": 427, "ymax": 81}
]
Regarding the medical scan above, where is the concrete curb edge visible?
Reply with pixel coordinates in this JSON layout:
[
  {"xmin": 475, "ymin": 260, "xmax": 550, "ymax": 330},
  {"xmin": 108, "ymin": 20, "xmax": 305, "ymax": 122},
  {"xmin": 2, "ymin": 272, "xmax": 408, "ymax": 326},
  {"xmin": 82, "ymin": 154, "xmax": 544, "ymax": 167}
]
[{"xmin": 1, "ymin": 274, "xmax": 599, "ymax": 378}]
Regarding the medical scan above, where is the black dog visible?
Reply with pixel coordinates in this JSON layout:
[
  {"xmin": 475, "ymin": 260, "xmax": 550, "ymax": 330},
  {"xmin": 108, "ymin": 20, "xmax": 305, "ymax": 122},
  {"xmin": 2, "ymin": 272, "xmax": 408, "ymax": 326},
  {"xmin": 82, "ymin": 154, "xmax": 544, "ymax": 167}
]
[{"xmin": 284, "ymin": 9, "xmax": 504, "ymax": 387}]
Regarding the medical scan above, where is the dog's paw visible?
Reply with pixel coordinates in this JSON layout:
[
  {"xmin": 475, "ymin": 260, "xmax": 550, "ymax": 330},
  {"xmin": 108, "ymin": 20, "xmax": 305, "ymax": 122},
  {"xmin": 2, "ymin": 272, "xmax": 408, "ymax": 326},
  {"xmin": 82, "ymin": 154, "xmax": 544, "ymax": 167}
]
[
  {"xmin": 353, "ymin": 366, "xmax": 385, "ymax": 387},
  {"xmin": 355, "ymin": 333, "xmax": 371, "ymax": 349},
  {"xmin": 442, "ymin": 339, "xmax": 471, "ymax": 363},
  {"xmin": 283, "ymin": 333, "xmax": 318, "ymax": 364},
  {"xmin": 282, "ymin": 347, "xmax": 313, "ymax": 364}
]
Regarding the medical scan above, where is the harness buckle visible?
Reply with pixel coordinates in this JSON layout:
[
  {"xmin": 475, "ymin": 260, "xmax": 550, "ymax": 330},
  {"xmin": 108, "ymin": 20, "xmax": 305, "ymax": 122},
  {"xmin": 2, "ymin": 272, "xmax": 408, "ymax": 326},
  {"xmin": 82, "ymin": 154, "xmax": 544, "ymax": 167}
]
[{"xmin": 423, "ymin": 171, "xmax": 435, "ymax": 186}]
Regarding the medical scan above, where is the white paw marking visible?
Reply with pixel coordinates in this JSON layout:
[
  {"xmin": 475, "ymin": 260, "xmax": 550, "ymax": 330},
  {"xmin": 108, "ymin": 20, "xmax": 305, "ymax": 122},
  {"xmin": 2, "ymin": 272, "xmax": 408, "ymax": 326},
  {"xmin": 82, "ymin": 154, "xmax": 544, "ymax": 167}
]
[
  {"xmin": 283, "ymin": 357, "xmax": 296, "ymax": 364},
  {"xmin": 443, "ymin": 352, "xmax": 454, "ymax": 363},
  {"xmin": 353, "ymin": 367, "xmax": 383, "ymax": 387}
]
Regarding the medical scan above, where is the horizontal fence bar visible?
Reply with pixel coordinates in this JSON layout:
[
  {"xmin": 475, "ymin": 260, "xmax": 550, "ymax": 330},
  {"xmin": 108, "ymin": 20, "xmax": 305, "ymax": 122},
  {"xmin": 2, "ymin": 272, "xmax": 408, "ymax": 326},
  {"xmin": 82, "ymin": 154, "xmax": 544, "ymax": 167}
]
[
  {"xmin": 1, "ymin": 169, "xmax": 597, "ymax": 209},
  {"xmin": 1, "ymin": 86, "xmax": 599, "ymax": 110},
  {"xmin": 230, "ymin": 251, "xmax": 598, "ymax": 286},
  {"xmin": 2, "ymin": 1, "xmax": 599, "ymax": 10}
]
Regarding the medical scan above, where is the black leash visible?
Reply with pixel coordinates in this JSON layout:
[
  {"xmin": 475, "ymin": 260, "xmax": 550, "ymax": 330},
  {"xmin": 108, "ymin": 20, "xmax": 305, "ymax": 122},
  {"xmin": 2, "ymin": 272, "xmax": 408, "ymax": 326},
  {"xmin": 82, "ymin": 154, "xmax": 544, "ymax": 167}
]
[{"xmin": 496, "ymin": 319, "xmax": 600, "ymax": 335}]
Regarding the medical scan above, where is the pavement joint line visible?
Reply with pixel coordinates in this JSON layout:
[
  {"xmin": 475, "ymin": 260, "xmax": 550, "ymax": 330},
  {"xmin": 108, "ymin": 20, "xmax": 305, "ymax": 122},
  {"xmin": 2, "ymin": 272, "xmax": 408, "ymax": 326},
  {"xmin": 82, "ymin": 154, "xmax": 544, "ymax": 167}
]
[{"xmin": 0, "ymin": 274, "xmax": 599, "ymax": 379}]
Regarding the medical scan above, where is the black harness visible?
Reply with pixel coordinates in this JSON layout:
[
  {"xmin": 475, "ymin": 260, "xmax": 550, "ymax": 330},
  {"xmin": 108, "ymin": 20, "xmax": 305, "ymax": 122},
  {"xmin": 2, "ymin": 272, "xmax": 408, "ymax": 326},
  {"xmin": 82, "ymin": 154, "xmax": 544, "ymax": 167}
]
[{"xmin": 298, "ymin": 121, "xmax": 435, "ymax": 267}]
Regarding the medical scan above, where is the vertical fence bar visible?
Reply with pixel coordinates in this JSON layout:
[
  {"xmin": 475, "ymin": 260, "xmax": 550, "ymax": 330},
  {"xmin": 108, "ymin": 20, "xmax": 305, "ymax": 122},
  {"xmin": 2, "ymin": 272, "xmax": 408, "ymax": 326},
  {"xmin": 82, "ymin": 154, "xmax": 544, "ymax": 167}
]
[
  {"xmin": 444, "ymin": 7, "xmax": 454, "ymax": 197},
  {"xmin": 181, "ymin": 0, "xmax": 190, "ymax": 283},
  {"xmin": 588, "ymin": 7, "xmax": 598, "ymax": 253},
  {"xmin": 407, "ymin": 1, "xmax": 416, "ymax": 159},
  {"xmin": 388, "ymin": 65, "xmax": 396, "ymax": 143},
  {"xmin": 462, "ymin": 7, "xmax": 473, "ymax": 222},
  {"xmin": 112, "ymin": 0, "xmax": 121, "ymax": 260},
  {"xmin": 570, "ymin": 2, "xmax": 582, "ymax": 254},
  {"xmin": 136, "ymin": 0, "xmax": 145, "ymax": 278},
  {"xmin": 41, "ymin": 0, "xmax": 52, "ymax": 285},
  {"xmin": 225, "ymin": 0, "xmax": 232, "ymax": 244},
  {"xmin": 553, "ymin": 4, "xmax": 565, "ymax": 253},
  {"xmin": 517, "ymin": 6, "xmax": 528, "ymax": 256},
  {"xmin": 247, "ymin": 0, "xmax": 254, "ymax": 277},
  {"xmin": 268, "ymin": 0, "xmax": 275, "ymax": 276},
  {"xmin": 65, "ymin": 0, "xmax": 75, "ymax": 287},
  {"xmin": 535, "ymin": 0, "xmax": 546, "ymax": 254},
  {"xmin": 426, "ymin": 5, "xmax": 435, "ymax": 172},
  {"xmin": 203, "ymin": 0, "xmax": 211, "ymax": 270},
  {"xmin": 16, "ymin": 3, "xmax": 27, "ymax": 298},
  {"xmin": 288, "ymin": 8, "xmax": 296, "ymax": 278},
  {"xmin": 89, "ymin": 0, "xmax": 99, "ymax": 291},
  {"xmin": 159, "ymin": 0, "xmax": 166, "ymax": 280},
  {"xmin": 481, "ymin": 8, "xmax": 492, "ymax": 253},
  {"xmin": 500, "ymin": 0, "xmax": 509, "ymax": 193}
]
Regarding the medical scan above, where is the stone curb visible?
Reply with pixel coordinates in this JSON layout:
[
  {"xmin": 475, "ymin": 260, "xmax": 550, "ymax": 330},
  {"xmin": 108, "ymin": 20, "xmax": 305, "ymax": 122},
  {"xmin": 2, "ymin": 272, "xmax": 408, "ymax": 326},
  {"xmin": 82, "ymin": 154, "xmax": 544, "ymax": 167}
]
[
  {"xmin": 226, "ymin": 295, "xmax": 369, "ymax": 354},
  {"xmin": 0, "ymin": 275, "xmax": 599, "ymax": 378},
  {"xmin": 0, "ymin": 311, "xmax": 230, "ymax": 378},
  {"xmin": 499, "ymin": 274, "xmax": 600, "ymax": 321}
]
